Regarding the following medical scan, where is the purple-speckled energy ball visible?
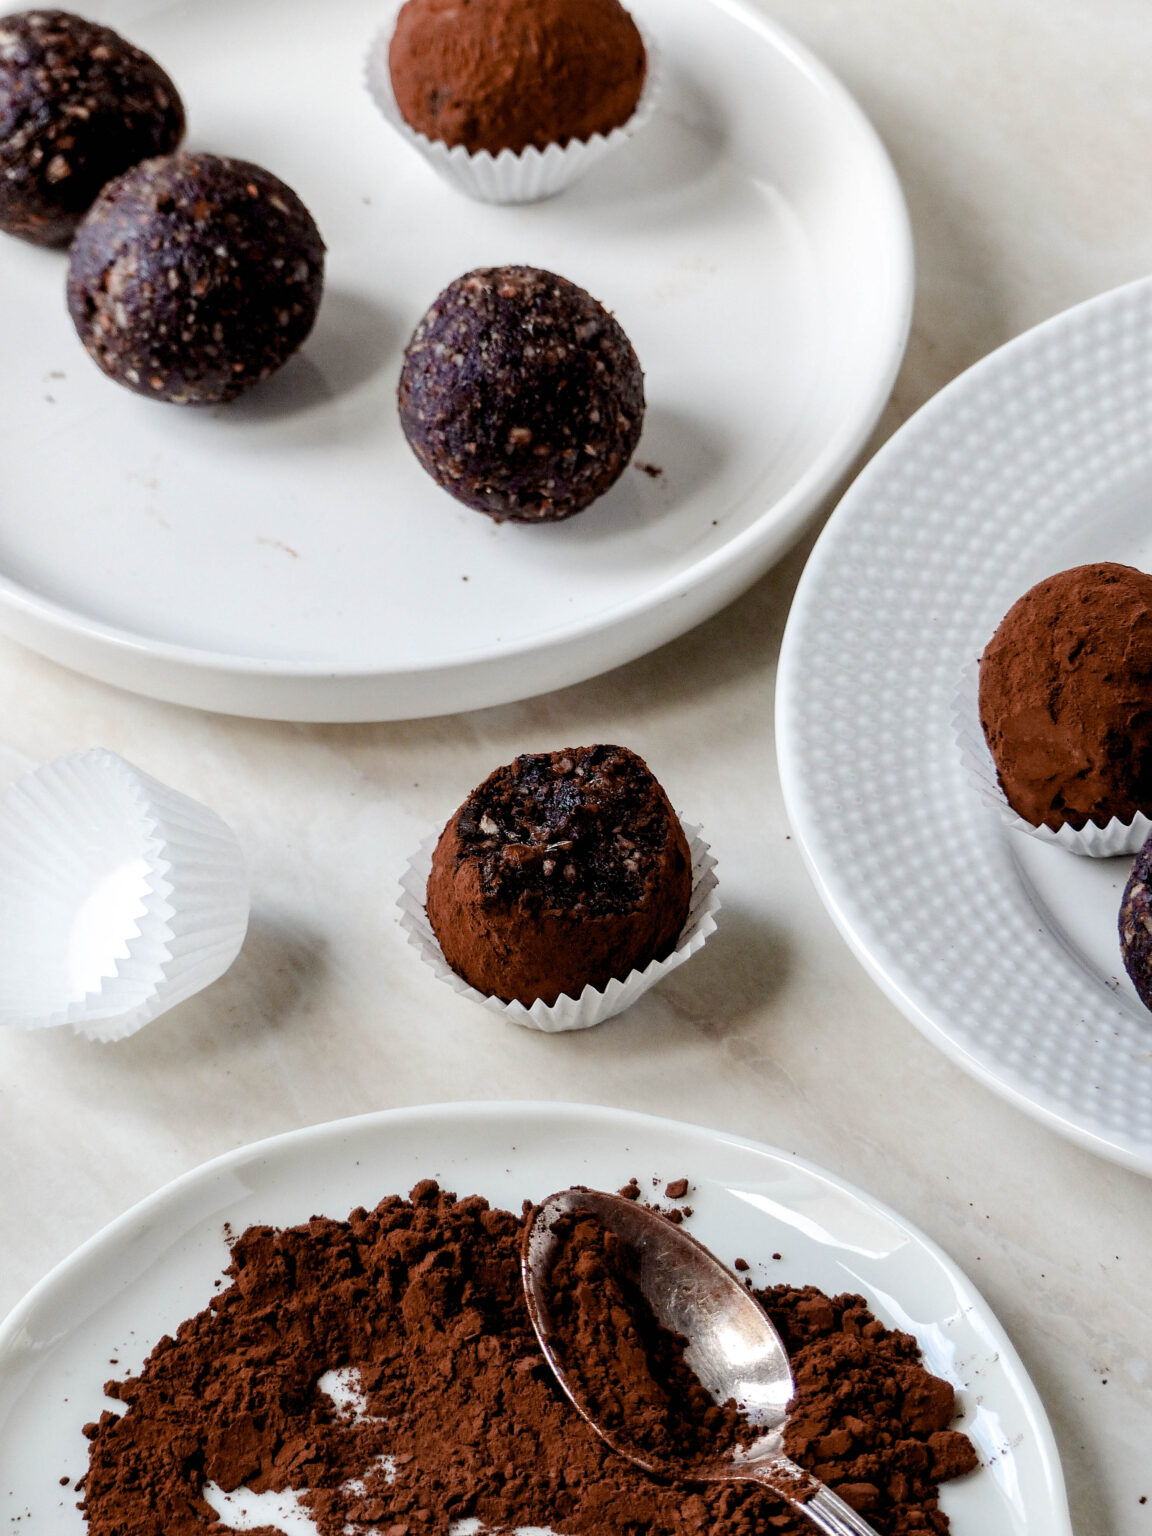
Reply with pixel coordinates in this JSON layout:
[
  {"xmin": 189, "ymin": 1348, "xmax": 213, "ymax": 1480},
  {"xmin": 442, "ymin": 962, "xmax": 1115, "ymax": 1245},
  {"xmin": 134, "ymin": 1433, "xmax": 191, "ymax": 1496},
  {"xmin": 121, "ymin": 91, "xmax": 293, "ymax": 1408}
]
[
  {"xmin": 0, "ymin": 9, "xmax": 184, "ymax": 246},
  {"xmin": 67, "ymin": 151, "xmax": 325, "ymax": 405},
  {"xmin": 398, "ymin": 265, "xmax": 644, "ymax": 523}
]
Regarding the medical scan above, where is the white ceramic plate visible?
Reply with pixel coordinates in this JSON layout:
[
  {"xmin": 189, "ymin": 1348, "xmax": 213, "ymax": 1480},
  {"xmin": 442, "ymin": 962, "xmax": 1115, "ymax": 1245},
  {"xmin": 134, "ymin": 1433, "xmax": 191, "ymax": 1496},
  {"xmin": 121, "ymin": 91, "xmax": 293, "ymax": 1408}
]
[
  {"xmin": 0, "ymin": 1101, "xmax": 1067, "ymax": 1533},
  {"xmin": 776, "ymin": 275, "xmax": 1152, "ymax": 1177},
  {"xmin": 0, "ymin": 0, "xmax": 911, "ymax": 721}
]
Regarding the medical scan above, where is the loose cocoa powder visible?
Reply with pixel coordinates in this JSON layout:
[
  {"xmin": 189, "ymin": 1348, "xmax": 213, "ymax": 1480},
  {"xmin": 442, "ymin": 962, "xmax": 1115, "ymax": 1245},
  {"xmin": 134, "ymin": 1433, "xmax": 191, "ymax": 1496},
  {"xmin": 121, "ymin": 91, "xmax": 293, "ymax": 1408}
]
[
  {"xmin": 541, "ymin": 1209, "xmax": 764, "ymax": 1468},
  {"xmin": 80, "ymin": 1183, "xmax": 977, "ymax": 1536}
]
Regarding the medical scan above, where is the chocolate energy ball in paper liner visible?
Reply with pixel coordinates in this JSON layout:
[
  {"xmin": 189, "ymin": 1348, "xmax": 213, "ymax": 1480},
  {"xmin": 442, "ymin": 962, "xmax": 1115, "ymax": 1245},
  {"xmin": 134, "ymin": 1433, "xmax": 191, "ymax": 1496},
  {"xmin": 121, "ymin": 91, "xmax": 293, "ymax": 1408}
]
[
  {"xmin": 398, "ymin": 266, "xmax": 644, "ymax": 522},
  {"xmin": 389, "ymin": 0, "xmax": 646, "ymax": 154},
  {"xmin": 67, "ymin": 151, "xmax": 325, "ymax": 404},
  {"xmin": 365, "ymin": 0, "xmax": 660, "ymax": 203},
  {"xmin": 80, "ymin": 1183, "xmax": 979, "ymax": 1536},
  {"xmin": 955, "ymin": 658, "xmax": 1152, "ymax": 856},
  {"xmin": 399, "ymin": 744, "xmax": 719, "ymax": 1031},
  {"xmin": 0, "ymin": 9, "xmax": 184, "ymax": 246},
  {"xmin": 424, "ymin": 745, "xmax": 692, "ymax": 1009},
  {"xmin": 974, "ymin": 562, "xmax": 1152, "ymax": 853},
  {"xmin": 399, "ymin": 813, "xmax": 718, "ymax": 1032}
]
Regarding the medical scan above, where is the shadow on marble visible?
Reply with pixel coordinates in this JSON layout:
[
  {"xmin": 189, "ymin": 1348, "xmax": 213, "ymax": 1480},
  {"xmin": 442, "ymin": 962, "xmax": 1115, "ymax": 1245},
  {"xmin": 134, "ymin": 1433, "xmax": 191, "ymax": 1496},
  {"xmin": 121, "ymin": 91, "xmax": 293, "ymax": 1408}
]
[
  {"xmin": 662, "ymin": 901, "xmax": 791, "ymax": 1030},
  {"xmin": 208, "ymin": 912, "xmax": 330, "ymax": 1039}
]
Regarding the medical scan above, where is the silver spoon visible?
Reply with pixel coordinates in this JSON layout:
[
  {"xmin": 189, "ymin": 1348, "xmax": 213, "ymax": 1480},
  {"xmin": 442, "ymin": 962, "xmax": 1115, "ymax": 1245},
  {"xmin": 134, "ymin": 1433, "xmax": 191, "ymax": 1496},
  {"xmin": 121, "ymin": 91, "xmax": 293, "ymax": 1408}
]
[{"xmin": 522, "ymin": 1187, "xmax": 882, "ymax": 1536}]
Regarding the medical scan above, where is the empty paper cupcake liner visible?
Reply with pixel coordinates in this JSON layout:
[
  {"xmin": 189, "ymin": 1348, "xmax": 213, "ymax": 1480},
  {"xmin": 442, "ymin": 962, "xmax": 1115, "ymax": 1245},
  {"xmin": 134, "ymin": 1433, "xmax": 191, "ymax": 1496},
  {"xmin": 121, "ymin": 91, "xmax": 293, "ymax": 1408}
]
[
  {"xmin": 0, "ymin": 749, "xmax": 250, "ymax": 1040},
  {"xmin": 364, "ymin": 13, "xmax": 661, "ymax": 204},
  {"xmin": 397, "ymin": 819, "xmax": 719, "ymax": 1031},
  {"xmin": 954, "ymin": 660, "xmax": 1150, "ymax": 857}
]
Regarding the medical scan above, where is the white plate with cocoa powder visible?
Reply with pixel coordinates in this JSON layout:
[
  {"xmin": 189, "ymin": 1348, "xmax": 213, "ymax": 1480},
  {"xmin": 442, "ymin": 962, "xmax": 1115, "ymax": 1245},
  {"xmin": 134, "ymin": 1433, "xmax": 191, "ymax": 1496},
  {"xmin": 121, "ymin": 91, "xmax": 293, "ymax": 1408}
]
[
  {"xmin": 777, "ymin": 274, "xmax": 1152, "ymax": 1176},
  {"xmin": 0, "ymin": 0, "xmax": 910, "ymax": 720},
  {"xmin": 0, "ymin": 1102, "xmax": 1067, "ymax": 1532}
]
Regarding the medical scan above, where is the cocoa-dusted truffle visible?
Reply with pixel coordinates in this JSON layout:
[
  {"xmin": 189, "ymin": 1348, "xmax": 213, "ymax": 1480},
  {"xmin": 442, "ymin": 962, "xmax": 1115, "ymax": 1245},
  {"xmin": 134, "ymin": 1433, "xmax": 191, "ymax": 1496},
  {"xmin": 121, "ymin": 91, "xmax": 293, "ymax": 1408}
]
[
  {"xmin": 426, "ymin": 745, "xmax": 692, "ymax": 1006},
  {"xmin": 979, "ymin": 562, "xmax": 1152, "ymax": 830},
  {"xmin": 66, "ymin": 151, "xmax": 325, "ymax": 405},
  {"xmin": 399, "ymin": 265, "xmax": 644, "ymax": 523},
  {"xmin": 0, "ymin": 10, "xmax": 184, "ymax": 246},
  {"xmin": 1119, "ymin": 833, "xmax": 1152, "ymax": 1011},
  {"xmin": 388, "ymin": 0, "xmax": 646, "ymax": 156}
]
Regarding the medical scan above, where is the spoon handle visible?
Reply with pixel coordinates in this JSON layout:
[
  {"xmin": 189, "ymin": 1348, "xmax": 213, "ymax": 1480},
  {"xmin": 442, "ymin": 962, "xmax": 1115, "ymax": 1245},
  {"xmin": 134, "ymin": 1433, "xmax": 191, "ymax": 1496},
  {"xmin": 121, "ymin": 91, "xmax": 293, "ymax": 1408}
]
[{"xmin": 746, "ymin": 1455, "xmax": 883, "ymax": 1536}]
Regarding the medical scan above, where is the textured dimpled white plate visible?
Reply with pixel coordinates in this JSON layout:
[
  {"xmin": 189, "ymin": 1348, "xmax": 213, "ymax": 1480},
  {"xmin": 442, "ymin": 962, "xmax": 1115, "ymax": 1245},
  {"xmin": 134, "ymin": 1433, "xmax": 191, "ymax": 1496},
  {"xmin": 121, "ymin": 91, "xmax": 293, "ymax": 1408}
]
[
  {"xmin": 776, "ymin": 275, "xmax": 1152, "ymax": 1177},
  {"xmin": 0, "ymin": 0, "xmax": 911, "ymax": 721},
  {"xmin": 0, "ymin": 1103, "xmax": 1067, "ymax": 1533}
]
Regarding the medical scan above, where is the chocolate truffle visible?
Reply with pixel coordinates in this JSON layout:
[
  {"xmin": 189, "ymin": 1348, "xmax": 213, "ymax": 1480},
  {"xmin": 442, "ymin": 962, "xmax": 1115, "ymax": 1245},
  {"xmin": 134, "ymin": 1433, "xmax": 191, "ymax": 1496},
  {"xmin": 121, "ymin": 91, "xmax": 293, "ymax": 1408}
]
[
  {"xmin": 0, "ymin": 10, "xmax": 184, "ymax": 246},
  {"xmin": 398, "ymin": 265, "xmax": 644, "ymax": 522},
  {"xmin": 1119, "ymin": 833, "xmax": 1152, "ymax": 1011},
  {"xmin": 66, "ymin": 152, "xmax": 325, "ymax": 404},
  {"xmin": 978, "ymin": 562, "xmax": 1152, "ymax": 830},
  {"xmin": 426, "ymin": 745, "xmax": 692, "ymax": 1006},
  {"xmin": 388, "ymin": 0, "xmax": 646, "ymax": 156}
]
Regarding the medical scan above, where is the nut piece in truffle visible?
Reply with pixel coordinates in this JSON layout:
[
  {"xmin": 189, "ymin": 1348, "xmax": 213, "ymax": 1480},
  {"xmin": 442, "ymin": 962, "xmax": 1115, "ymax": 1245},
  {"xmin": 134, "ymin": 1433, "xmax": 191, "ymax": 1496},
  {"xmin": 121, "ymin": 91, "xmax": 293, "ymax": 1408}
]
[
  {"xmin": 399, "ymin": 265, "xmax": 644, "ymax": 523},
  {"xmin": 1119, "ymin": 833, "xmax": 1152, "ymax": 1012},
  {"xmin": 0, "ymin": 10, "xmax": 185, "ymax": 246},
  {"xmin": 66, "ymin": 152, "xmax": 325, "ymax": 405},
  {"xmin": 388, "ymin": 0, "xmax": 647, "ymax": 156},
  {"xmin": 426, "ymin": 745, "xmax": 692, "ymax": 1006},
  {"xmin": 978, "ymin": 562, "xmax": 1152, "ymax": 831}
]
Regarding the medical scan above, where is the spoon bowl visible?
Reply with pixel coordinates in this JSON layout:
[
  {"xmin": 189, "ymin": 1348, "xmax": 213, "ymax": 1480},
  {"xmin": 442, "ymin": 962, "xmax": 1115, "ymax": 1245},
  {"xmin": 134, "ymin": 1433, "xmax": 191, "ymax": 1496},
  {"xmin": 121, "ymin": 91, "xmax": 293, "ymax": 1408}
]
[{"xmin": 522, "ymin": 1187, "xmax": 882, "ymax": 1536}]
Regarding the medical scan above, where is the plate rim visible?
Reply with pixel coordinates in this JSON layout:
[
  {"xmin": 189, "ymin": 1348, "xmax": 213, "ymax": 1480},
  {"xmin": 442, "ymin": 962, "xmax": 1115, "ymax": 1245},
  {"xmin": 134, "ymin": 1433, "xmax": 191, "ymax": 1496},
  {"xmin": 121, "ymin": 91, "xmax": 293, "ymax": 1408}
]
[
  {"xmin": 0, "ymin": 0, "xmax": 914, "ymax": 718},
  {"xmin": 0, "ymin": 1098, "xmax": 1071, "ymax": 1534},
  {"xmin": 775, "ymin": 270, "xmax": 1152, "ymax": 1178}
]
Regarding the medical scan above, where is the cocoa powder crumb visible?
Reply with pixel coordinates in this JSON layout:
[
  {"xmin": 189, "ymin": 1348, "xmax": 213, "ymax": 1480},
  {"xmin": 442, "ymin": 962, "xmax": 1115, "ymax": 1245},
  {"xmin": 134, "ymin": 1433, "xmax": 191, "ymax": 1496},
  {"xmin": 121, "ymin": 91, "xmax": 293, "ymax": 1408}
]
[
  {"xmin": 665, "ymin": 1177, "xmax": 689, "ymax": 1200},
  {"xmin": 81, "ymin": 1185, "xmax": 977, "ymax": 1536}
]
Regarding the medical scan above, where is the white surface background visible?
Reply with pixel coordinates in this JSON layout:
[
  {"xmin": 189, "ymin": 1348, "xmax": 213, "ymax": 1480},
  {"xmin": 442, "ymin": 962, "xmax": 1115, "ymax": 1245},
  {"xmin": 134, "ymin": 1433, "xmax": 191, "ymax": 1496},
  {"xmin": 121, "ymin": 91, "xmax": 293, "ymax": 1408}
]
[{"xmin": 0, "ymin": 3, "xmax": 1148, "ymax": 1535}]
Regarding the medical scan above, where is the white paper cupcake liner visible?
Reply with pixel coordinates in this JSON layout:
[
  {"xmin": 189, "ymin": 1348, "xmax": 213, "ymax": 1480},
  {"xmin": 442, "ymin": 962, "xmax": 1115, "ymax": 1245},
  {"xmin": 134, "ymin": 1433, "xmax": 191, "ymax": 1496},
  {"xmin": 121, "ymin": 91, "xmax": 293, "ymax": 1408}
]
[
  {"xmin": 0, "ymin": 749, "xmax": 250, "ymax": 1040},
  {"xmin": 364, "ymin": 10, "xmax": 661, "ymax": 204},
  {"xmin": 397, "ymin": 818, "xmax": 719, "ymax": 1031},
  {"xmin": 954, "ymin": 660, "xmax": 1151, "ymax": 857}
]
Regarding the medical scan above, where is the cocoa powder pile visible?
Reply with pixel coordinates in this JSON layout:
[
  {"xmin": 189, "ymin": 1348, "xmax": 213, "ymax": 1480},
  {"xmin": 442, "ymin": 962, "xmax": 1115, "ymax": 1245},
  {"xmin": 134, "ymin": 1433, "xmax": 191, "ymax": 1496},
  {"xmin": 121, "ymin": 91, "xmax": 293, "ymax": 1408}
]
[
  {"xmin": 542, "ymin": 1209, "xmax": 764, "ymax": 1467},
  {"xmin": 80, "ymin": 1183, "xmax": 977, "ymax": 1536}
]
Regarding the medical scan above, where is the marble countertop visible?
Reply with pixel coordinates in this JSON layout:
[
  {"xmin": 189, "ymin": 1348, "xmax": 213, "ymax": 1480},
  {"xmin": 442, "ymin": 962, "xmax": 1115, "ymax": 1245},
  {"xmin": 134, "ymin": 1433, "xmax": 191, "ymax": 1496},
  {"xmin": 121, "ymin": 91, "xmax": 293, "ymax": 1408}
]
[{"xmin": 1, "ymin": 3, "xmax": 1149, "ymax": 1533}]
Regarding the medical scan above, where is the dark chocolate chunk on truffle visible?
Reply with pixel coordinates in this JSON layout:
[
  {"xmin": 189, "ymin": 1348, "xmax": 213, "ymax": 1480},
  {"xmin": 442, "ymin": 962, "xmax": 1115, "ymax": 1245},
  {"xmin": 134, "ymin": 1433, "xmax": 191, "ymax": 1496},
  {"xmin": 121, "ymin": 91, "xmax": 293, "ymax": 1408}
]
[
  {"xmin": 388, "ymin": 0, "xmax": 647, "ymax": 156},
  {"xmin": 426, "ymin": 744, "xmax": 692, "ymax": 1006},
  {"xmin": 398, "ymin": 265, "xmax": 644, "ymax": 523},
  {"xmin": 0, "ymin": 10, "xmax": 184, "ymax": 246},
  {"xmin": 66, "ymin": 151, "xmax": 325, "ymax": 405},
  {"xmin": 979, "ymin": 562, "xmax": 1152, "ymax": 830},
  {"xmin": 1120, "ymin": 834, "xmax": 1152, "ymax": 1011}
]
